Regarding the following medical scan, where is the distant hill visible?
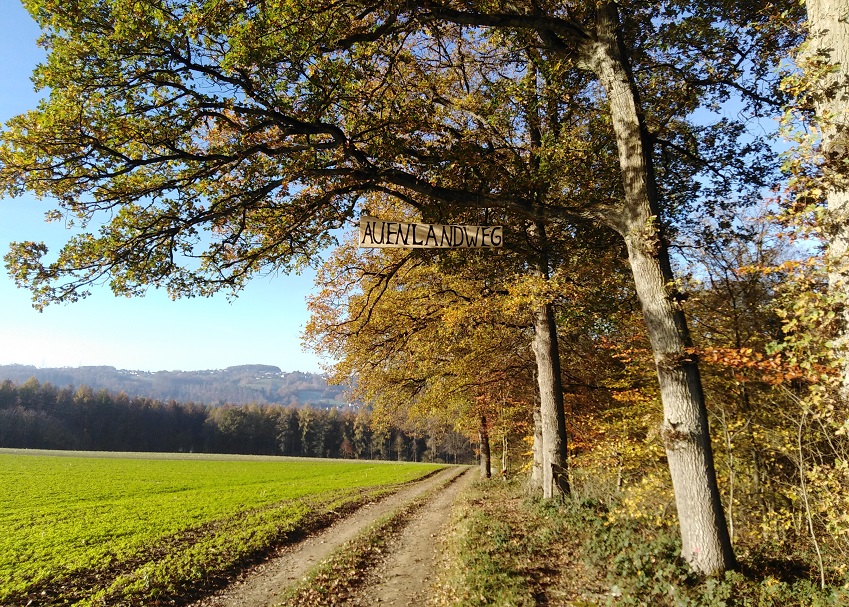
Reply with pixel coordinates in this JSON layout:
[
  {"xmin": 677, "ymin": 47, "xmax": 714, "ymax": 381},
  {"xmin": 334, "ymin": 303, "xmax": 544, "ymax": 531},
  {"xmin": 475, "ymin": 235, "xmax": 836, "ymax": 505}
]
[{"xmin": 0, "ymin": 364, "xmax": 348, "ymax": 407}]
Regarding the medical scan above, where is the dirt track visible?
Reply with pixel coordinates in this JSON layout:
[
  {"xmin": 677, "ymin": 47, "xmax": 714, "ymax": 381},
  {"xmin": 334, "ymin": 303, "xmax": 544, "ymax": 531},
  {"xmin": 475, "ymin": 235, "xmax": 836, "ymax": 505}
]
[
  {"xmin": 191, "ymin": 466, "xmax": 473, "ymax": 607},
  {"xmin": 344, "ymin": 468, "xmax": 474, "ymax": 606}
]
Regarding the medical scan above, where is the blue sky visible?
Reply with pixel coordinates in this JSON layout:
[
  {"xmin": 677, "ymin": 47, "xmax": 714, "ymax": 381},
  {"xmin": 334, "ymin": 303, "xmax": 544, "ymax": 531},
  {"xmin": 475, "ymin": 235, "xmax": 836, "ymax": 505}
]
[{"xmin": 0, "ymin": 2, "xmax": 325, "ymax": 373}]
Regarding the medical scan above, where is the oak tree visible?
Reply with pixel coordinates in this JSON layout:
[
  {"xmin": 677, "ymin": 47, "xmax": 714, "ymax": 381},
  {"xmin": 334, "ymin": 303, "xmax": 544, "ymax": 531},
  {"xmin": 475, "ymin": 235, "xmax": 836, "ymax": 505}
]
[{"xmin": 0, "ymin": 0, "xmax": 803, "ymax": 575}]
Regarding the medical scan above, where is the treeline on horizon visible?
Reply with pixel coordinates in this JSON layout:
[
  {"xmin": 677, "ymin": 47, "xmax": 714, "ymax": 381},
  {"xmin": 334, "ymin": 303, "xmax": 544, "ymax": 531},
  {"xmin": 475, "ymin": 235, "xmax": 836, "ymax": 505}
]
[
  {"xmin": 0, "ymin": 364, "xmax": 345, "ymax": 407},
  {"xmin": 0, "ymin": 378, "xmax": 475, "ymax": 463}
]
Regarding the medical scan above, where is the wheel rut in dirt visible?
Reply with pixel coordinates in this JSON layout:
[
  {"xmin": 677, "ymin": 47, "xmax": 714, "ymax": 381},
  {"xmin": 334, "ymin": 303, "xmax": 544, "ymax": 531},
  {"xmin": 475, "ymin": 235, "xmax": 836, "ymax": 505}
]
[
  {"xmin": 344, "ymin": 467, "xmax": 475, "ymax": 606},
  {"xmin": 191, "ymin": 466, "xmax": 471, "ymax": 607}
]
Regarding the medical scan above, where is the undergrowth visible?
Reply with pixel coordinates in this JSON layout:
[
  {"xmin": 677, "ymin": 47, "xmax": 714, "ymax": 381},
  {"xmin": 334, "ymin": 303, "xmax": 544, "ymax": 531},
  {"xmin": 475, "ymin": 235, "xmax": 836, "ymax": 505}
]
[
  {"xmin": 431, "ymin": 479, "xmax": 583, "ymax": 606},
  {"xmin": 433, "ymin": 478, "xmax": 849, "ymax": 606}
]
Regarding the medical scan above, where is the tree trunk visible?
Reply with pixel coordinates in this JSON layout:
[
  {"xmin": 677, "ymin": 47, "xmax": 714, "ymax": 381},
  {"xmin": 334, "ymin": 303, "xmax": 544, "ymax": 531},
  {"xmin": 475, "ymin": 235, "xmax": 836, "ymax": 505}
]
[
  {"xmin": 806, "ymin": 0, "xmax": 849, "ymax": 394},
  {"xmin": 479, "ymin": 415, "xmax": 491, "ymax": 479},
  {"xmin": 584, "ymin": 3, "xmax": 735, "ymax": 575},
  {"xmin": 623, "ymin": 237, "xmax": 735, "ymax": 574},
  {"xmin": 529, "ymin": 405, "xmax": 544, "ymax": 493},
  {"xmin": 532, "ymin": 302, "xmax": 570, "ymax": 498},
  {"xmin": 501, "ymin": 434, "xmax": 508, "ymax": 480},
  {"xmin": 528, "ymin": 220, "xmax": 570, "ymax": 499},
  {"xmin": 524, "ymin": 67, "xmax": 570, "ymax": 499}
]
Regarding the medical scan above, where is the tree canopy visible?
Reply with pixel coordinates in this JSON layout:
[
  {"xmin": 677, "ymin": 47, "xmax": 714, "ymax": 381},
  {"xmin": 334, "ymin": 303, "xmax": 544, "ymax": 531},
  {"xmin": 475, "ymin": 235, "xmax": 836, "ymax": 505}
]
[{"xmin": 1, "ymin": 0, "xmax": 797, "ymax": 306}]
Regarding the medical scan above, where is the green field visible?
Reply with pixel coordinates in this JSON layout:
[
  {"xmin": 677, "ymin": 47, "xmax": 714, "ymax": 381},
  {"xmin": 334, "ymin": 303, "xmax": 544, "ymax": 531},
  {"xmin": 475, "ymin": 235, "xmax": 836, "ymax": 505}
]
[{"xmin": 0, "ymin": 449, "xmax": 443, "ymax": 606}]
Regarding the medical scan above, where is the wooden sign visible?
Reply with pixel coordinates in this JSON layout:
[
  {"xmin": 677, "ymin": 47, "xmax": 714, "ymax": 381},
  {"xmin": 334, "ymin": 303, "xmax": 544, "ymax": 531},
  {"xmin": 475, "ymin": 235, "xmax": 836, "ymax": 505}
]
[{"xmin": 358, "ymin": 216, "xmax": 503, "ymax": 249}]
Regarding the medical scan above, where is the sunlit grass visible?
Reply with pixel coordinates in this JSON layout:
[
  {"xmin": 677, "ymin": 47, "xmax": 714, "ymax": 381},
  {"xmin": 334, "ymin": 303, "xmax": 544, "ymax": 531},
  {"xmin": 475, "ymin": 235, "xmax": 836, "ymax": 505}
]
[{"xmin": 0, "ymin": 450, "xmax": 442, "ymax": 604}]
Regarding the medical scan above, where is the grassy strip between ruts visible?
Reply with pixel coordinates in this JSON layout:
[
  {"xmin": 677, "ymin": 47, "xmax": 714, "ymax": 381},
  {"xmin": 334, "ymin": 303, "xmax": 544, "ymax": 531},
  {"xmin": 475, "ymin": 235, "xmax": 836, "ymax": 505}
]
[
  {"xmin": 275, "ymin": 466, "xmax": 470, "ymax": 607},
  {"xmin": 0, "ymin": 452, "xmax": 443, "ymax": 607}
]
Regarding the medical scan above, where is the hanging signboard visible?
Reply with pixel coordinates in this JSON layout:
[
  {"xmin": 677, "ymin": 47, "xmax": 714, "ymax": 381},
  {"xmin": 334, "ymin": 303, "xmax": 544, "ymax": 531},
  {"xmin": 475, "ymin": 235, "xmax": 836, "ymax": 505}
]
[{"xmin": 358, "ymin": 216, "xmax": 503, "ymax": 249}]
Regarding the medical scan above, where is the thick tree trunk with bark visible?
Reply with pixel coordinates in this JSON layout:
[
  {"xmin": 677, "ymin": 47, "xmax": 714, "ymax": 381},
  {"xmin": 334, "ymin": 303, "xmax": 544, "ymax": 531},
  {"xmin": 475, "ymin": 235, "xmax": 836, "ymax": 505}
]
[
  {"xmin": 806, "ymin": 0, "xmax": 849, "ymax": 395},
  {"xmin": 623, "ymin": 237, "xmax": 735, "ymax": 573},
  {"xmin": 532, "ymin": 302, "xmax": 570, "ymax": 498},
  {"xmin": 528, "ymin": 221, "xmax": 570, "ymax": 499},
  {"xmin": 583, "ymin": 3, "xmax": 735, "ymax": 575},
  {"xmin": 479, "ymin": 415, "xmax": 491, "ymax": 479}
]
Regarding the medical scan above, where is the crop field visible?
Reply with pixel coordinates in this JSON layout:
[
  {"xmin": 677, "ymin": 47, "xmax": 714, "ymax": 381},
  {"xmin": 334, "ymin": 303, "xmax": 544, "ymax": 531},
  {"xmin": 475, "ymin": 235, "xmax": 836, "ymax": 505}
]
[{"xmin": 0, "ymin": 449, "xmax": 443, "ymax": 606}]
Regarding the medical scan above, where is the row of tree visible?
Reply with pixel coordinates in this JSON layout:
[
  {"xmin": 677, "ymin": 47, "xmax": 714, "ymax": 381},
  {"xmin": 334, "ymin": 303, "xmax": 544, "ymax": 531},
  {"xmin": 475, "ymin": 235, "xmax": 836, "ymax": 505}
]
[
  {"xmin": 0, "ymin": 378, "xmax": 475, "ymax": 463},
  {"xmin": 305, "ymin": 208, "xmax": 849, "ymax": 585}
]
